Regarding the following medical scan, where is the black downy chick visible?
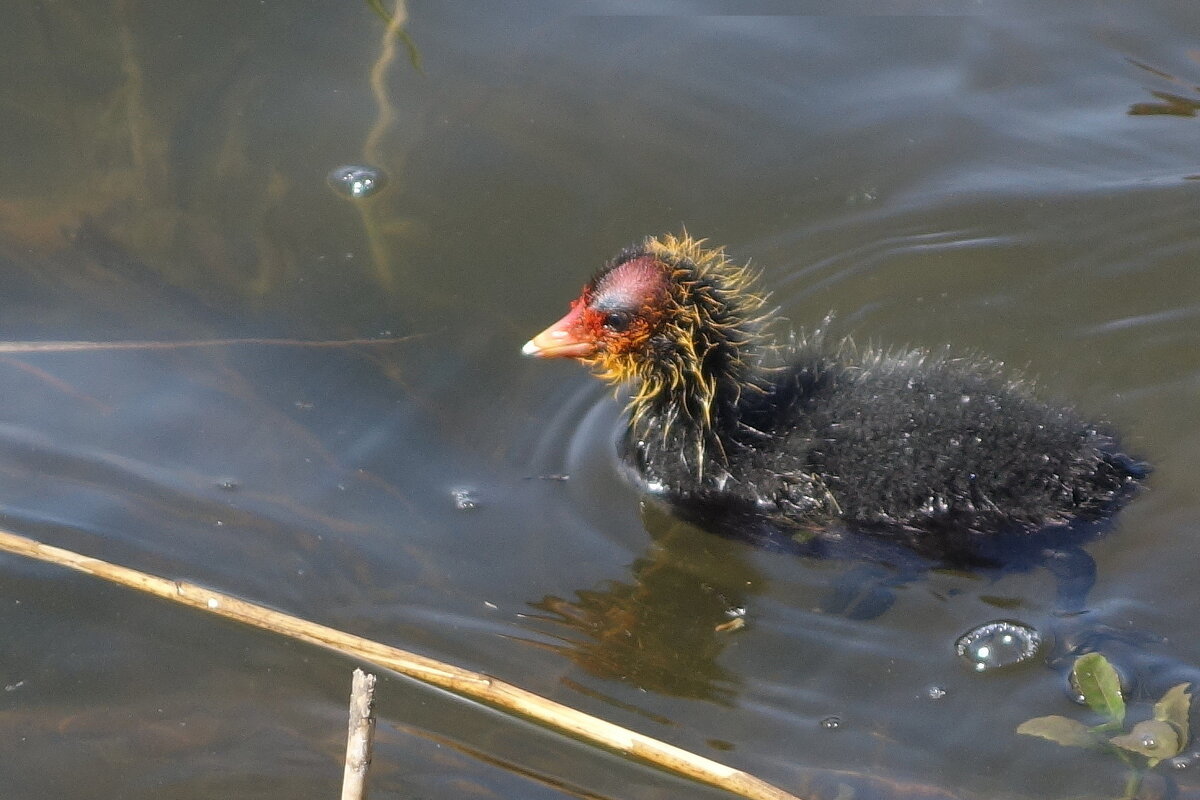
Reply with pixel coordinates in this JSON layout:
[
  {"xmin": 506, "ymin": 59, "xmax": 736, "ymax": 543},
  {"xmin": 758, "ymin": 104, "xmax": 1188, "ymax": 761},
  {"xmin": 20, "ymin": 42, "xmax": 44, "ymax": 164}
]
[{"xmin": 523, "ymin": 233, "xmax": 1147, "ymax": 563}]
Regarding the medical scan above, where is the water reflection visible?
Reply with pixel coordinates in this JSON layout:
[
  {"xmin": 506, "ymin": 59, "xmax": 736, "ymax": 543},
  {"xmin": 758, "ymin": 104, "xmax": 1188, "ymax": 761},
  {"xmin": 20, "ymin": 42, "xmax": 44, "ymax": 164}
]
[
  {"xmin": 2, "ymin": 2, "xmax": 424, "ymax": 311},
  {"xmin": 1128, "ymin": 55, "xmax": 1200, "ymax": 117},
  {"xmin": 524, "ymin": 505, "xmax": 754, "ymax": 705}
]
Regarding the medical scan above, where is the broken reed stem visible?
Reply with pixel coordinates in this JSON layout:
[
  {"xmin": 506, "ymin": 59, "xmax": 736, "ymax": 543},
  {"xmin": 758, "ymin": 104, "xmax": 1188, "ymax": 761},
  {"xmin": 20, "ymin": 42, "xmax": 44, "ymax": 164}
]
[
  {"xmin": 0, "ymin": 528, "xmax": 805, "ymax": 800},
  {"xmin": 341, "ymin": 669, "xmax": 378, "ymax": 800}
]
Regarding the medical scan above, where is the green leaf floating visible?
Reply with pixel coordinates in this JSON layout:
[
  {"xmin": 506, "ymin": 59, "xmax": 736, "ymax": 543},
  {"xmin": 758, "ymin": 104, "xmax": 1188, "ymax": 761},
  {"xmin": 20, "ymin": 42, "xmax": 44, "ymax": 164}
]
[
  {"xmin": 1073, "ymin": 652, "xmax": 1126, "ymax": 725},
  {"xmin": 1017, "ymin": 715, "xmax": 1095, "ymax": 748},
  {"xmin": 1154, "ymin": 682, "xmax": 1192, "ymax": 743},
  {"xmin": 1110, "ymin": 719, "xmax": 1180, "ymax": 768},
  {"xmin": 1017, "ymin": 656, "xmax": 1194, "ymax": 794}
]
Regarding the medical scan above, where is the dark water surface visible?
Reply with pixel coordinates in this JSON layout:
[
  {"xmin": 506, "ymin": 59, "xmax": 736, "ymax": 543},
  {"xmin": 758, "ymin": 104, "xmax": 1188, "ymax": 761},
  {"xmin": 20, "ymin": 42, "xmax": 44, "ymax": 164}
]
[{"xmin": 2, "ymin": 2, "xmax": 1200, "ymax": 798}]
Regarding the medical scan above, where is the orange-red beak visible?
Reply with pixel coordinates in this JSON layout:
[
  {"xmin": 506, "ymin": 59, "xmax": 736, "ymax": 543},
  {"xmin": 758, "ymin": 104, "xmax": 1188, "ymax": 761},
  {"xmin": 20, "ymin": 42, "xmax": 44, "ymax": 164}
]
[{"xmin": 522, "ymin": 301, "xmax": 597, "ymax": 359}]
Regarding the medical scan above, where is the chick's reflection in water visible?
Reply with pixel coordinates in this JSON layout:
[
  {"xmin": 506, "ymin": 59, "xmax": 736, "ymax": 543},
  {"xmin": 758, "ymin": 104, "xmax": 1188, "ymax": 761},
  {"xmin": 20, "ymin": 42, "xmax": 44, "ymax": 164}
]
[{"xmin": 523, "ymin": 504, "xmax": 759, "ymax": 705}]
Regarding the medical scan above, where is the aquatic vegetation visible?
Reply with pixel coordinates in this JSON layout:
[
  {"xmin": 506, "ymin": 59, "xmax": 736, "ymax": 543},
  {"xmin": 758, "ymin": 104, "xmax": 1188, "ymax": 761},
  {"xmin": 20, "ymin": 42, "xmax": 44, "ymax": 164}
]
[
  {"xmin": 1018, "ymin": 652, "xmax": 1192, "ymax": 798},
  {"xmin": 1, "ymin": 1, "xmax": 424, "ymax": 299},
  {"xmin": 358, "ymin": 0, "xmax": 424, "ymax": 291},
  {"xmin": 364, "ymin": 0, "xmax": 422, "ymax": 72}
]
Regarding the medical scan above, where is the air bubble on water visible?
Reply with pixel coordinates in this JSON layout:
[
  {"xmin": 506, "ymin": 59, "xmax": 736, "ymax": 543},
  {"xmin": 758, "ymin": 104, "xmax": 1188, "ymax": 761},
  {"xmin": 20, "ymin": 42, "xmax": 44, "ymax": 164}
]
[
  {"xmin": 955, "ymin": 620, "xmax": 1041, "ymax": 672},
  {"xmin": 926, "ymin": 685, "xmax": 947, "ymax": 700},
  {"xmin": 452, "ymin": 488, "xmax": 479, "ymax": 511},
  {"xmin": 327, "ymin": 164, "xmax": 387, "ymax": 199},
  {"xmin": 819, "ymin": 715, "xmax": 842, "ymax": 730}
]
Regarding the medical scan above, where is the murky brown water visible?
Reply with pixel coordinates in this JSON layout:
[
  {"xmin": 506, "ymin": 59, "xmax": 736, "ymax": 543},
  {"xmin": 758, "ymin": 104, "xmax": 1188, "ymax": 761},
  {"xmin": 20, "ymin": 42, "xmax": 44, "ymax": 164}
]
[{"xmin": 2, "ymin": 3, "xmax": 1200, "ymax": 799}]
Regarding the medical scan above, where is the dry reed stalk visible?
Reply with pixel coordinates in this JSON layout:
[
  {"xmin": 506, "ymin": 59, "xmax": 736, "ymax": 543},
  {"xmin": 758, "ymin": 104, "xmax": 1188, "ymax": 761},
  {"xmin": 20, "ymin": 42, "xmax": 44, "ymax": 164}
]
[{"xmin": 0, "ymin": 527, "xmax": 804, "ymax": 800}]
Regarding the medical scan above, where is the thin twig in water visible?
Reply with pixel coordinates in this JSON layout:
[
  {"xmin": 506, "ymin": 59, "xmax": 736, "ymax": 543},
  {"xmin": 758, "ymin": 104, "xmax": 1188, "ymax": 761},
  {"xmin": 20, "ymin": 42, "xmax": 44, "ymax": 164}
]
[
  {"xmin": 0, "ymin": 528, "xmax": 804, "ymax": 800},
  {"xmin": 0, "ymin": 336, "xmax": 422, "ymax": 354}
]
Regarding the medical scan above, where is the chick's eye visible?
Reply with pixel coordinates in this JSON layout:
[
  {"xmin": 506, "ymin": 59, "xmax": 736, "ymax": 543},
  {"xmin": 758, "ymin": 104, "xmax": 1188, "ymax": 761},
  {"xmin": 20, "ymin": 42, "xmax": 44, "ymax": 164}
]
[{"xmin": 601, "ymin": 310, "xmax": 635, "ymax": 332}]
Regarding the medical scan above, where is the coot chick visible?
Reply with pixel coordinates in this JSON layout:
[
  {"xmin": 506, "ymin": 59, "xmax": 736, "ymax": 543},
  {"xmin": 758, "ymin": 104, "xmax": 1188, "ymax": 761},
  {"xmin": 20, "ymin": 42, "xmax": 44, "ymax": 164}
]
[{"xmin": 523, "ymin": 233, "xmax": 1146, "ymax": 549}]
